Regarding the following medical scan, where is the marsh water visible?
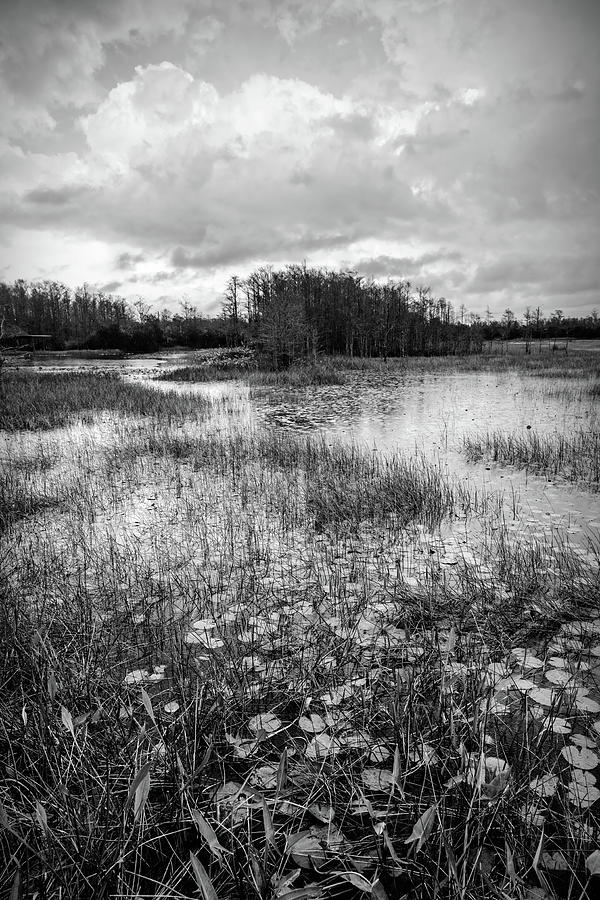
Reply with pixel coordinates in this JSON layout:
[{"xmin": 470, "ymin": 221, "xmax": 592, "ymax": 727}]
[
  {"xmin": 10, "ymin": 355, "xmax": 600, "ymax": 545},
  {"xmin": 147, "ymin": 364, "xmax": 600, "ymax": 543}
]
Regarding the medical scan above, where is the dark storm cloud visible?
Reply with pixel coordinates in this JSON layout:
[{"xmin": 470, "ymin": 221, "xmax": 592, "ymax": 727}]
[
  {"xmin": 171, "ymin": 229, "xmax": 354, "ymax": 271},
  {"xmin": 468, "ymin": 255, "xmax": 600, "ymax": 298},
  {"xmin": 355, "ymin": 250, "xmax": 464, "ymax": 279},
  {"xmin": 24, "ymin": 185, "xmax": 88, "ymax": 206},
  {"xmin": 115, "ymin": 251, "xmax": 147, "ymax": 269},
  {"xmin": 99, "ymin": 280, "xmax": 122, "ymax": 292}
]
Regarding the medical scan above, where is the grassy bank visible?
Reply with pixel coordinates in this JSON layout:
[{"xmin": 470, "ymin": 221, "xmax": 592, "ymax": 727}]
[
  {"xmin": 159, "ymin": 361, "xmax": 346, "ymax": 387},
  {"xmin": 463, "ymin": 429, "xmax": 600, "ymax": 491},
  {"xmin": 2, "ymin": 405, "xmax": 600, "ymax": 898},
  {"xmin": 0, "ymin": 370, "xmax": 210, "ymax": 431},
  {"xmin": 159, "ymin": 350, "xmax": 600, "ymax": 386}
]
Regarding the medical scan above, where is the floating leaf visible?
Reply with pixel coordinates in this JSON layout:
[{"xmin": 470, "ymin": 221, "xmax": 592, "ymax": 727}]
[
  {"xmin": 250, "ymin": 764, "xmax": 279, "ymax": 789},
  {"xmin": 309, "ymin": 803, "xmax": 335, "ymax": 823},
  {"xmin": 215, "ymin": 781, "xmax": 243, "ymax": 804},
  {"xmin": 550, "ymin": 716, "xmax": 572, "ymax": 734},
  {"xmin": 235, "ymin": 739, "xmax": 259, "ymax": 758},
  {"xmin": 545, "ymin": 669, "xmax": 574, "ymax": 686},
  {"xmin": 567, "ymin": 781, "xmax": 600, "ymax": 808},
  {"xmin": 519, "ymin": 803, "xmax": 546, "ymax": 829},
  {"xmin": 306, "ymin": 734, "xmax": 337, "ymax": 760},
  {"xmin": 586, "ymin": 850, "xmax": 600, "ymax": 876},
  {"xmin": 484, "ymin": 757, "xmax": 508, "ymax": 775},
  {"xmin": 496, "ymin": 676, "xmax": 536, "ymax": 692},
  {"xmin": 286, "ymin": 826, "xmax": 346, "ymax": 869},
  {"xmin": 369, "ymin": 744, "xmax": 391, "ymax": 763},
  {"xmin": 124, "ymin": 669, "xmax": 150, "ymax": 685},
  {"xmin": 362, "ymin": 768, "xmax": 395, "ymax": 791},
  {"xmin": 337, "ymin": 730, "xmax": 370, "ymax": 750},
  {"xmin": 519, "ymin": 654, "xmax": 544, "ymax": 670},
  {"xmin": 298, "ymin": 713, "xmax": 326, "ymax": 733},
  {"xmin": 529, "ymin": 687, "xmax": 558, "ymax": 707},
  {"xmin": 540, "ymin": 851, "xmax": 569, "ymax": 871},
  {"xmin": 321, "ymin": 685, "xmax": 353, "ymax": 706},
  {"xmin": 191, "ymin": 618, "xmax": 216, "ymax": 631},
  {"xmin": 547, "ymin": 656, "xmax": 566, "ymax": 668},
  {"xmin": 570, "ymin": 734, "xmax": 598, "ymax": 750},
  {"xmin": 408, "ymin": 742, "xmax": 438, "ymax": 767},
  {"xmin": 561, "ymin": 746, "xmax": 599, "ymax": 770},
  {"xmin": 248, "ymin": 712, "xmax": 282, "ymax": 735},
  {"xmin": 571, "ymin": 769, "xmax": 596, "ymax": 787},
  {"xmin": 276, "ymin": 800, "xmax": 299, "ymax": 817},
  {"xmin": 530, "ymin": 775, "xmax": 559, "ymax": 798},
  {"xmin": 575, "ymin": 695, "xmax": 600, "ymax": 714}
]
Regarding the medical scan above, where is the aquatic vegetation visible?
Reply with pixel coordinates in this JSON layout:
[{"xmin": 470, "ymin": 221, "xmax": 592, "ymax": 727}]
[
  {"xmin": 160, "ymin": 361, "xmax": 346, "ymax": 386},
  {"xmin": 1, "ymin": 363, "xmax": 599, "ymax": 899},
  {"xmin": 463, "ymin": 428, "xmax": 600, "ymax": 491},
  {"xmin": 0, "ymin": 369, "xmax": 210, "ymax": 430}
]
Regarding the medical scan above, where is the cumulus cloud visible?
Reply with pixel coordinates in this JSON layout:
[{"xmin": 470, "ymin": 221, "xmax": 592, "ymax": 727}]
[
  {"xmin": 0, "ymin": 0, "xmax": 598, "ymax": 315},
  {"xmin": 6, "ymin": 64, "xmax": 440, "ymax": 260}
]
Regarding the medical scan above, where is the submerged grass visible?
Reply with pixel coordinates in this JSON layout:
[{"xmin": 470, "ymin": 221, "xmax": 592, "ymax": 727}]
[
  {"xmin": 1, "ymin": 381, "xmax": 600, "ymax": 899},
  {"xmin": 463, "ymin": 429, "xmax": 600, "ymax": 491}
]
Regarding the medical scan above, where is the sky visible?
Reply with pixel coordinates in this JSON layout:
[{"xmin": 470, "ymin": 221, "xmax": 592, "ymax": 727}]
[{"xmin": 0, "ymin": 0, "xmax": 598, "ymax": 319}]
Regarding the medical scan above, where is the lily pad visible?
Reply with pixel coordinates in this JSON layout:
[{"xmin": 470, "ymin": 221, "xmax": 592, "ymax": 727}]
[
  {"xmin": 575, "ymin": 695, "xmax": 600, "ymax": 714},
  {"xmin": 362, "ymin": 768, "xmax": 395, "ymax": 791},
  {"xmin": 298, "ymin": 713, "xmax": 327, "ymax": 733},
  {"xmin": 561, "ymin": 745, "xmax": 599, "ymax": 770},
  {"xmin": 306, "ymin": 733, "xmax": 337, "ymax": 760},
  {"xmin": 529, "ymin": 774, "xmax": 559, "ymax": 798},
  {"xmin": 248, "ymin": 712, "xmax": 282, "ymax": 734}
]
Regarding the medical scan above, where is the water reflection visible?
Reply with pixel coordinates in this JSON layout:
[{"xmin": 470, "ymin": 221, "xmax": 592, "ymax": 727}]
[{"xmin": 170, "ymin": 369, "xmax": 600, "ymax": 537}]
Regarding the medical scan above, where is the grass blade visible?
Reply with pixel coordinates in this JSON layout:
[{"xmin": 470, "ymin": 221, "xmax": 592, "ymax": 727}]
[{"xmin": 189, "ymin": 852, "xmax": 219, "ymax": 900}]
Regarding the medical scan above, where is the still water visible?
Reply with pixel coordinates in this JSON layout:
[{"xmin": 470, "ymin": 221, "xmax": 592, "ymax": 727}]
[
  {"xmin": 156, "ymin": 367, "xmax": 600, "ymax": 541},
  {"xmin": 10, "ymin": 356, "xmax": 600, "ymax": 539}
]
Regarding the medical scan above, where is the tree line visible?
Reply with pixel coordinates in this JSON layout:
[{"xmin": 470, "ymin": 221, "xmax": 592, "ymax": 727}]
[
  {"xmin": 1, "ymin": 271, "xmax": 599, "ymax": 360},
  {"xmin": 0, "ymin": 279, "xmax": 228, "ymax": 352},
  {"xmin": 222, "ymin": 265, "xmax": 600, "ymax": 364}
]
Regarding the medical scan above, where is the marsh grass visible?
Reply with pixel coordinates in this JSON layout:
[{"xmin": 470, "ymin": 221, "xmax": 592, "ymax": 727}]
[
  {"xmin": 463, "ymin": 429, "xmax": 600, "ymax": 491},
  {"xmin": 0, "ymin": 370, "xmax": 210, "ymax": 431},
  {"xmin": 2, "ymin": 394, "xmax": 600, "ymax": 898},
  {"xmin": 159, "ymin": 362, "xmax": 346, "ymax": 386},
  {"xmin": 321, "ymin": 349, "xmax": 600, "ymax": 379}
]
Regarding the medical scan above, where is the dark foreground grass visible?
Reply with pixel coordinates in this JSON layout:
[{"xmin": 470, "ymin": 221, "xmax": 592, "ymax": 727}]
[
  {"xmin": 463, "ymin": 429, "xmax": 600, "ymax": 491},
  {"xmin": 0, "ymin": 370, "xmax": 210, "ymax": 431}
]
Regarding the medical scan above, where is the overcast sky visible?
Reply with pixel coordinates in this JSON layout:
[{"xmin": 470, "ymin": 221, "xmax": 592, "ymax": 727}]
[{"xmin": 1, "ymin": 0, "xmax": 598, "ymax": 318}]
